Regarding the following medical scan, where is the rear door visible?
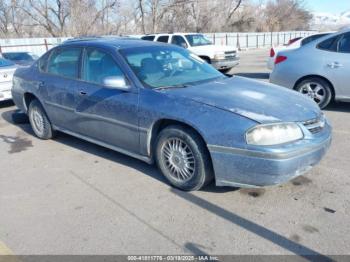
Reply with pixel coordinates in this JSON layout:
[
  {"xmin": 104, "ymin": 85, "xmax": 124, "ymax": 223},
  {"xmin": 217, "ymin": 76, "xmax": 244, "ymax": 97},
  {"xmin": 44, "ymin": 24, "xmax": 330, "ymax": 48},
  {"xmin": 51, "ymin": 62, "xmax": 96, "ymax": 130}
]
[
  {"xmin": 319, "ymin": 32, "xmax": 350, "ymax": 100},
  {"xmin": 39, "ymin": 47, "xmax": 82, "ymax": 130},
  {"xmin": 74, "ymin": 47, "xmax": 140, "ymax": 153}
]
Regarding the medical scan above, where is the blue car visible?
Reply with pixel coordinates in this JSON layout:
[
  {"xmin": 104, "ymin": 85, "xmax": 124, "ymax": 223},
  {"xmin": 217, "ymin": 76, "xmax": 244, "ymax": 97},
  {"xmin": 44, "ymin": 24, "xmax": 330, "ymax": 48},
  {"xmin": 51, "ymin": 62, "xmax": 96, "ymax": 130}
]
[{"xmin": 11, "ymin": 38, "xmax": 332, "ymax": 191}]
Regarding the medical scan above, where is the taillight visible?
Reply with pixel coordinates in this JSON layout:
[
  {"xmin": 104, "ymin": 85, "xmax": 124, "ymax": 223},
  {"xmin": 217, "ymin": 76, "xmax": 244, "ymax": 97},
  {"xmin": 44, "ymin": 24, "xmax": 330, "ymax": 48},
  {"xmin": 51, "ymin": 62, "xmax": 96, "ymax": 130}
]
[
  {"xmin": 270, "ymin": 48, "xmax": 275, "ymax": 57},
  {"xmin": 275, "ymin": 55, "xmax": 287, "ymax": 65}
]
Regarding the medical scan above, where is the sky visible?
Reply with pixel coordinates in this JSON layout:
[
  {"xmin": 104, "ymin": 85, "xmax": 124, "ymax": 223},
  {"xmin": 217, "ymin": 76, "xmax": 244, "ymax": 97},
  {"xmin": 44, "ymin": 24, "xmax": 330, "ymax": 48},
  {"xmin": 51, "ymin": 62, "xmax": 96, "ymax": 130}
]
[
  {"xmin": 304, "ymin": 0, "xmax": 350, "ymax": 14},
  {"xmin": 253, "ymin": 0, "xmax": 350, "ymax": 15}
]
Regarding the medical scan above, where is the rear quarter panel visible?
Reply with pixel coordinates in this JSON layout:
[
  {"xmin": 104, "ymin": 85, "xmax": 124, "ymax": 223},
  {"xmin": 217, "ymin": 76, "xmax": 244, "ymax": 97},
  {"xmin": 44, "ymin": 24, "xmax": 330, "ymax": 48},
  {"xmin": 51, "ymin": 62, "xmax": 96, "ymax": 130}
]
[{"xmin": 270, "ymin": 45, "xmax": 328, "ymax": 89}]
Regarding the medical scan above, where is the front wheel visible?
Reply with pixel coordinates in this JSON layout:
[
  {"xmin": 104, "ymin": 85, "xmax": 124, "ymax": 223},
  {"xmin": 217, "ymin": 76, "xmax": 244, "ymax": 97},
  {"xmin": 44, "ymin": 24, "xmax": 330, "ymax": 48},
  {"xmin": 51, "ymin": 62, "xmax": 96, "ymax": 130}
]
[
  {"xmin": 155, "ymin": 126, "xmax": 213, "ymax": 191},
  {"xmin": 295, "ymin": 78, "xmax": 332, "ymax": 109},
  {"xmin": 28, "ymin": 99, "xmax": 55, "ymax": 139}
]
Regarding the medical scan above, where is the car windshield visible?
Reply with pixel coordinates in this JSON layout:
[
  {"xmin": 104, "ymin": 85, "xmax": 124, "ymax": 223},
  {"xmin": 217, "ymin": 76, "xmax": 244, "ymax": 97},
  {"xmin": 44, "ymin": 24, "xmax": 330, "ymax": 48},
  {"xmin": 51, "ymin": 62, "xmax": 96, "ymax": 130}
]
[
  {"xmin": 185, "ymin": 34, "xmax": 212, "ymax": 47},
  {"xmin": 0, "ymin": 58, "xmax": 15, "ymax": 67},
  {"xmin": 120, "ymin": 46, "xmax": 224, "ymax": 89},
  {"xmin": 3, "ymin": 52, "xmax": 33, "ymax": 61}
]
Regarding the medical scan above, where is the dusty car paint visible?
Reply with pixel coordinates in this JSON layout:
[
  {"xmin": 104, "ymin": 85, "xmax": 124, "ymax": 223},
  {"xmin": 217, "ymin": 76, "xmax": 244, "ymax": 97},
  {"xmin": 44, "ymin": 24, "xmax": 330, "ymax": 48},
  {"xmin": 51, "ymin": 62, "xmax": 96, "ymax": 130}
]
[{"xmin": 11, "ymin": 38, "xmax": 332, "ymax": 188}]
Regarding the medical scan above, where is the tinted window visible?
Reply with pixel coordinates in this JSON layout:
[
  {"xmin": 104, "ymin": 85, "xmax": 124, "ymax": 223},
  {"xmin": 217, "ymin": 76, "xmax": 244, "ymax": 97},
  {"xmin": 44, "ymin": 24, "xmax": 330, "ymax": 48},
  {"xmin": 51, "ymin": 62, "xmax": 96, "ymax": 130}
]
[
  {"xmin": 47, "ymin": 48, "xmax": 81, "ymax": 78},
  {"xmin": 338, "ymin": 33, "xmax": 350, "ymax": 53},
  {"xmin": 0, "ymin": 58, "xmax": 15, "ymax": 67},
  {"xmin": 301, "ymin": 34, "xmax": 329, "ymax": 46},
  {"xmin": 157, "ymin": 36, "xmax": 169, "ymax": 43},
  {"xmin": 3, "ymin": 52, "xmax": 34, "ymax": 61},
  {"xmin": 317, "ymin": 36, "xmax": 338, "ymax": 51},
  {"xmin": 83, "ymin": 48, "xmax": 124, "ymax": 85},
  {"xmin": 141, "ymin": 35, "xmax": 155, "ymax": 41},
  {"xmin": 171, "ymin": 35, "xmax": 187, "ymax": 48}
]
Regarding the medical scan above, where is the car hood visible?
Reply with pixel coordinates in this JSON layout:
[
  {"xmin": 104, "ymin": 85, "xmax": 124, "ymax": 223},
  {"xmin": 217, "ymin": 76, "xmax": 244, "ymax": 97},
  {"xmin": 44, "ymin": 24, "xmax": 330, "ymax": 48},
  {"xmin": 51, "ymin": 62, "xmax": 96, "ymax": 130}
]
[
  {"xmin": 190, "ymin": 45, "xmax": 237, "ymax": 53},
  {"xmin": 160, "ymin": 76, "xmax": 320, "ymax": 123}
]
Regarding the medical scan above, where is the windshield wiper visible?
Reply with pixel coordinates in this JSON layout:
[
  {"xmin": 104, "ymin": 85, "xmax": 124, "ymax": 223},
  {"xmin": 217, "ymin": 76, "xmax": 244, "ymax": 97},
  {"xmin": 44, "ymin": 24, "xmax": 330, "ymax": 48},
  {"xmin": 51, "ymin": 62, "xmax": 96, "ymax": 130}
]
[{"xmin": 154, "ymin": 84, "xmax": 190, "ymax": 90}]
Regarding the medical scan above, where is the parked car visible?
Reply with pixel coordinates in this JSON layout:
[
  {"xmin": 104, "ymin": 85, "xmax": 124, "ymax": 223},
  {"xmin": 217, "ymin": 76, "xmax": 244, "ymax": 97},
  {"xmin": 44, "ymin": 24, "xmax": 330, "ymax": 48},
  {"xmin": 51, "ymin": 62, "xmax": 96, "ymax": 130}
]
[
  {"xmin": 267, "ymin": 33, "xmax": 332, "ymax": 70},
  {"xmin": 270, "ymin": 29, "xmax": 350, "ymax": 109},
  {"xmin": 11, "ymin": 37, "xmax": 331, "ymax": 191},
  {"xmin": 0, "ymin": 58, "xmax": 17, "ymax": 102},
  {"xmin": 2, "ymin": 52, "xmax": 39, "ymax": 66},
  {"xmin": 141, "ymin": 33, "xmax": 239, "ymax": 71}
]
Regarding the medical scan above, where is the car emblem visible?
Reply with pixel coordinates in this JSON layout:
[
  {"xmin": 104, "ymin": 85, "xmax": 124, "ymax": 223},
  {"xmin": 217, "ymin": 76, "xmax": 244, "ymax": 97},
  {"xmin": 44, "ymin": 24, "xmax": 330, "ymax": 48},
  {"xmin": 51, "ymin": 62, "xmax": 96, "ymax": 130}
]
[{"xmin": 3, "ymin": 73, "xmax": 7, "ymax": 78}]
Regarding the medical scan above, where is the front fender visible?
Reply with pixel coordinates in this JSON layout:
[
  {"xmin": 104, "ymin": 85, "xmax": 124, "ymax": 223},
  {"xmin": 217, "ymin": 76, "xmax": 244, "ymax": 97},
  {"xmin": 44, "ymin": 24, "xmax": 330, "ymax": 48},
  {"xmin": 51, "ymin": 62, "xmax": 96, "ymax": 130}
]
[{"xmin": 138, "ymin": 88, "xmax": 257, "ymax": 157}]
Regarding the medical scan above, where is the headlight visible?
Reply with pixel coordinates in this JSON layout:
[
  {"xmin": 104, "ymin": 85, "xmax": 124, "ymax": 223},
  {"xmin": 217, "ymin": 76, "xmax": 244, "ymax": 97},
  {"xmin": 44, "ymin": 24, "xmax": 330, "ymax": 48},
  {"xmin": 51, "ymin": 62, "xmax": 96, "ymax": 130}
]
[
  {"xmin": 246, "ymin": 123, "xmax": 303, "ymax": 146},
  {"xmin": 214, "ymin": 52, "xmax": 225, "ymax": 60}
]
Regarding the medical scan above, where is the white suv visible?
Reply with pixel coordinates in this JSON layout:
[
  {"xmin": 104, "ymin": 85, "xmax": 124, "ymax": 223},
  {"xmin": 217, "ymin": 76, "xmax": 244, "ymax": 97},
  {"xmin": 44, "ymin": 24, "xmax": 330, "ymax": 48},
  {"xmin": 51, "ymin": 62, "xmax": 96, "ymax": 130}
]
[{"xmin": 141, "ymin": 33, "xmax": 239, "ymax": 71}]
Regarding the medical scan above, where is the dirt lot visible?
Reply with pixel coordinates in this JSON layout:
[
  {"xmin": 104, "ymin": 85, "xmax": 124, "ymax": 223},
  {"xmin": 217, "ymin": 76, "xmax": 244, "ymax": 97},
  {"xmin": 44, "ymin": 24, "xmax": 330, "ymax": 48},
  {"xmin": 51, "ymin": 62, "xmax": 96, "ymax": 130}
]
[{"xmin": 0, "ymin": 48, "xmax": 349, "ymax": 257}]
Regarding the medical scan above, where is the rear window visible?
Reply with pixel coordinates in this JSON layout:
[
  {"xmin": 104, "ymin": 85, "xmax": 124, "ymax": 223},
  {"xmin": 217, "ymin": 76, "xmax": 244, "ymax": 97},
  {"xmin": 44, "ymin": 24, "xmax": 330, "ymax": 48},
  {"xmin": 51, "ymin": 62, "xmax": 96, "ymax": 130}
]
[
  {"xmin": 301, "ymin": 34, "xmax": 330, "ymax": 46},
  {"xmin": 3, "ymin": 52, "xmax": 33, "ymax": 61},
  {"xmin": 0, "ymin": 58, "xmax": 15, "ymax": 67},
  {"xmin": 141, "ymin": 35, "xmax": 155, "ymax": 41},
  {"xmin": 156, "ymin": 36, "xmax": 169, "ymax": 43}
]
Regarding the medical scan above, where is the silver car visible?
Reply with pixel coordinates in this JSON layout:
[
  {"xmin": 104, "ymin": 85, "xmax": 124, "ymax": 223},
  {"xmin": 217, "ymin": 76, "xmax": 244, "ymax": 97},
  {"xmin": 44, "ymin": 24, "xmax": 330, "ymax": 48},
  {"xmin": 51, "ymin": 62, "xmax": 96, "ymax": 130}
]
[
  {"xmin": 0, "ymin": 58, "xmax": 17, "ymax": 102},
  {"xmin": 270, "ymin": 29, "xmax": 350, "ymax": 108}
]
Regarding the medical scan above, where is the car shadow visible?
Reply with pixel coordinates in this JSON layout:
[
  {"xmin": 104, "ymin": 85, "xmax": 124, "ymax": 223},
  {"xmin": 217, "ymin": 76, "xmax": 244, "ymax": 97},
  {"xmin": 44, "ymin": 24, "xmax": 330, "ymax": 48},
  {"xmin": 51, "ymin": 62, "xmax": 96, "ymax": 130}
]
[
  {"xmin": 324, "ymin": 102, "xmax": 350, "ymax": 113},
  {"xmin": 0, "ymin": 100, "xmax": 14, "ymax": 108},
  {"xmin": 1, "ymin": 108, "xmax": 232, "ymax": 193},
  {"xmin": 171, "ymin": 189, "xmax": 332, "ymax": 260},
  {"xmin": 234, "ymin": 72, "xmax": 270, "ymax": 80}
]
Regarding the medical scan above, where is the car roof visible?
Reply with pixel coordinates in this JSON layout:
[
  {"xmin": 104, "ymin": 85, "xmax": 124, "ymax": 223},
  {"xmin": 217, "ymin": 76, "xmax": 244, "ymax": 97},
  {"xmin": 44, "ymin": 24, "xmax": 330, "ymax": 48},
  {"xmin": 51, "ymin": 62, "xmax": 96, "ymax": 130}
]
[{"xmin": 60, "ymin": 36, "xmax": 169, "ymax": 50}]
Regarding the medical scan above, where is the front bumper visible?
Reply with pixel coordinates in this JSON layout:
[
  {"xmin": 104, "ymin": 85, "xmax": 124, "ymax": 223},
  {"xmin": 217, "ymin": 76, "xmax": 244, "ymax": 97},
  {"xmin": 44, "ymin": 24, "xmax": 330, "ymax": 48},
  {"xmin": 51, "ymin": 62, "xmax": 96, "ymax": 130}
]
[
  {"xmin": 0, "ymin": 81, "xmax": 13, "ymax": 101},
  {"xmin": 208, "ymin": 123, "xmax": 332, "ymax": 188},
  {"xmin": 211, "ymin": 57, "xmax": 240, "ymax": 70}
]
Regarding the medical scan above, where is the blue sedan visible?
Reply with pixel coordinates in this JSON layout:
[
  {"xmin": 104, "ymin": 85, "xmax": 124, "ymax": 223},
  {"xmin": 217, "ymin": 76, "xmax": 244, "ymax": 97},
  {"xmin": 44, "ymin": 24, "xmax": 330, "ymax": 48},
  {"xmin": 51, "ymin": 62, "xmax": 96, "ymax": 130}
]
[{"xmin": 11, "ymin": 38, "xmax": 332, "ymax": 191}]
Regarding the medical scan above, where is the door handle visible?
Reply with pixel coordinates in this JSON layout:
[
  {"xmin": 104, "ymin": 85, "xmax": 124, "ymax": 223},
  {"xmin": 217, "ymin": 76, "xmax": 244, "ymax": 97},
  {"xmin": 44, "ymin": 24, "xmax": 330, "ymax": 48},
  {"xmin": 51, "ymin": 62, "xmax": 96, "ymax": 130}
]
[
  {"xmin": 79, "ymin": 91, "xmax": 87, "ymax": 95},
  {"xmin": 327, "ymin": 62, "xmax": 343, "ymax": 69}
]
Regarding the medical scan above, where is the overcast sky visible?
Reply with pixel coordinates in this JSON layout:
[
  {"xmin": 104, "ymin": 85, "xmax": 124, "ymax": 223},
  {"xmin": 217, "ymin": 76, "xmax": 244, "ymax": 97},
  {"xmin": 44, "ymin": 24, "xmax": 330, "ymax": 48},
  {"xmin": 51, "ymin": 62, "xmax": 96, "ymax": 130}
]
[
  {"xmin": 253, "ymin": 0, "xmax": 350, "ymax": 14},
  {"xmin": 304, "ymin": 0, "xmax": 350, "ymax": 14}
]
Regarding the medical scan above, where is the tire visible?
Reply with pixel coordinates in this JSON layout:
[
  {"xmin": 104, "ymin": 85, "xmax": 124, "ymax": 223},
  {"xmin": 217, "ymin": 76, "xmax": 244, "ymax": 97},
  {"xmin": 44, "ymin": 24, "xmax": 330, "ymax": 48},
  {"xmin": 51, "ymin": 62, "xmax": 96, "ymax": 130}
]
[
  {"xmin": 28, "ymin": 99, "xmax": 55, "ymax": 139},
  {"xmin": 155, "ymin": 125, "xmax": 213, "ymax": 191},
  {"xmin": 201, "ymin": 57, "xmax": 211, "ymax": 64},
  {"xmin": 295, "ymin": 77, "xmax": 333, "ymax": 109},
  {"xmin": 12, "ymin": 110, "xmax": 29, "ymax": 124}
]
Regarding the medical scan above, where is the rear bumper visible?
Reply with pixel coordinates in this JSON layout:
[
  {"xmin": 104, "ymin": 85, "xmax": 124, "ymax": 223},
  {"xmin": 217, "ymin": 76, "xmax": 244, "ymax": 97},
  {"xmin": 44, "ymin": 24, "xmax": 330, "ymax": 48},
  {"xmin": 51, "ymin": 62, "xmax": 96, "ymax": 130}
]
[
  {"xmin": 211, "ymin": 57, "xmax": 240, "ymax": 70},
  {"xmin": 208, "ymin": 124, "xmax": 332, "ymax": 188},
  {"xmin": 0, "ymin": 82, "xmax": 13, "ymax": 101}
]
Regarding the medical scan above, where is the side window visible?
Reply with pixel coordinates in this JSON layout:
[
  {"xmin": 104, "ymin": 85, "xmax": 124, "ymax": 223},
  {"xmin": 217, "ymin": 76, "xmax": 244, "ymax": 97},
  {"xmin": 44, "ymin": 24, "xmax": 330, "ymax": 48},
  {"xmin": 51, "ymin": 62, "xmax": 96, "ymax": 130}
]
[
  {"xmin": 47, "ymin": 48, "xmax": 81, "ymax": 78},
  {"xmin": 317, "ymin": 36, "xmax": 339, "ymax": 52},
  {"xmin": 338, "ymin": 33, "xmax": 350, "ymax": 53},
  {"xmin": 141, "ymin": 35, "xmax": 155, "ymax": 41},
  {"xmin": 171, "ymin": 35, "xmax": 188, "ymax": 48},
  {"xmin": 157, "ymin": 35, "xmax": 169, "ymax": 43},
  {"xmin": 301, "ymin": 34, "xmax": 327, "ymax": 46},
  {"xmin": 38, "ymin": 52, "xmax": 51, "ymax": 72},
  {"xmin": 83, "ymin": 48, "xmax": 124, "ymax": 86}
]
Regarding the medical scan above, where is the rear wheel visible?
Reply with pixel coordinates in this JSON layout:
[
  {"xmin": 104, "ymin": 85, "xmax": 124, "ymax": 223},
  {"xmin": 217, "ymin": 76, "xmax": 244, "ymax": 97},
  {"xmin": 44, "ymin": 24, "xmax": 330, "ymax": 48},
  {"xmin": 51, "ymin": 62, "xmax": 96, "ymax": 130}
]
[
  {"xmin": 296, "ymin": 77, "xmax": 332, "ymax": 109},
  {"xmin": 155, "ymin": 125, "xmax": 213, "ymax": 191},
  {"xmin": 28, "ymin": 99, "xmax": 55, "ymax": 139}
]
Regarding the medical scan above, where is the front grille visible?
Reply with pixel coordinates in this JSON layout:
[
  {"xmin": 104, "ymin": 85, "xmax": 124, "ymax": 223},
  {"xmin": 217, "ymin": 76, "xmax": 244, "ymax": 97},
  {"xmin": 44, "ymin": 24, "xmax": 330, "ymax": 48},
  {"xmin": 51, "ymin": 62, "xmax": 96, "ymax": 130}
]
[
  {"xmin": 224, "ymin": 51, "xmax": 236, "ymax": 59},
  {"xmin": 303, "ymin": 116, "xmax": 325, "ymax": 134}
]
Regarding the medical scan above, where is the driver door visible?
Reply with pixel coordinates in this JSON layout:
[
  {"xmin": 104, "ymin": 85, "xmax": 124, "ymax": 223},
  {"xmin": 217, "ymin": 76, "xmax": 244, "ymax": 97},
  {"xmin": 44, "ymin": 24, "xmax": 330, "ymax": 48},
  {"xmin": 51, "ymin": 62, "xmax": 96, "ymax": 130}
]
[{"xmin": 74, "ymin": 47, "xmax": 139, "ymax": 154}]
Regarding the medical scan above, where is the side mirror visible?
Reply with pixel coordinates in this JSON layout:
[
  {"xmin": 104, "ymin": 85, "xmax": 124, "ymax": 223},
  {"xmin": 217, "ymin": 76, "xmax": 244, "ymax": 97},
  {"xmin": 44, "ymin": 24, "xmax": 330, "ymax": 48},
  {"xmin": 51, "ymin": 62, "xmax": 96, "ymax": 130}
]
[{"xmin": 103, "ymin": 76, "xmax": 130, "ymax": 91}]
